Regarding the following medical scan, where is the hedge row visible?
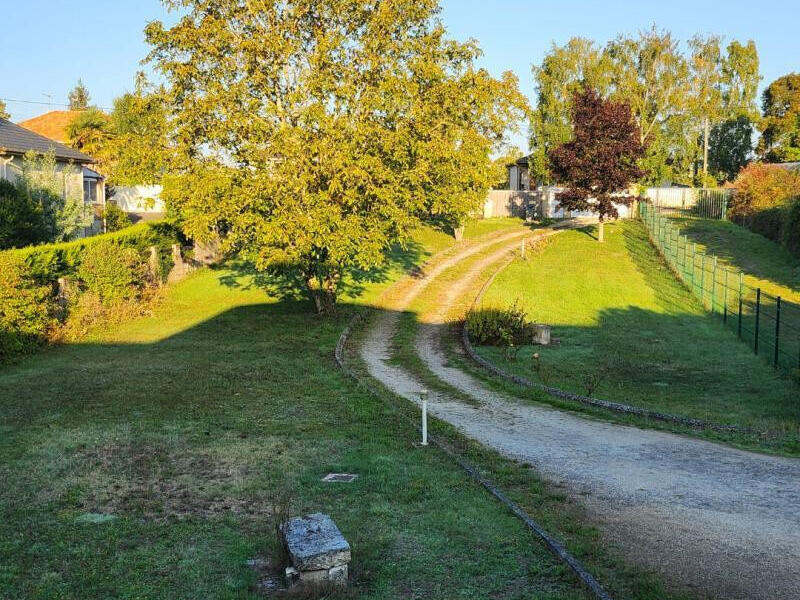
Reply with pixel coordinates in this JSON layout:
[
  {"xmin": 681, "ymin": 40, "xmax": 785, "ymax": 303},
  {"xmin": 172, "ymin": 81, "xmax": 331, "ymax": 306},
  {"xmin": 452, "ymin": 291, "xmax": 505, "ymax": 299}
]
[
  {"xmin": 728, "ymin": 164, "xmax": 800, "ymax": 257},
  {"xmin": 6, "ymin": 221, "xmax": 183, "ymax": 283},
  {"xmin": 1, "ymin": 222, "xmax": 184, "ymax": 362}
]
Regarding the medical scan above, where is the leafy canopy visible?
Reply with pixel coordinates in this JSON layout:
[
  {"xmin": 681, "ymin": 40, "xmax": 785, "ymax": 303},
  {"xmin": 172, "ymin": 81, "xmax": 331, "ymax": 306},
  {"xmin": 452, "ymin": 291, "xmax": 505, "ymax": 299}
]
[
  {"xmin": 549, "ymin": 88, "xmax": 645, "ymax": 236},
  {"xmin": 146, "ymin": 0, "xmax": 526, "ymax": 312},
  {"xmin": 530, "ymin": 28, "xmax": 760, "ymax": 185},
  {"xmin": 759, "ymin": 74, "xmax": 800, "ymax": 163}
]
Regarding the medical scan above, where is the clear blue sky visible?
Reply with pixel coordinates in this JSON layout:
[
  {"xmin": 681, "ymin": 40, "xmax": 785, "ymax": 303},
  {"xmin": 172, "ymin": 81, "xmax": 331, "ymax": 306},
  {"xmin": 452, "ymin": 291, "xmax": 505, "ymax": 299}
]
[{"xmin": 2, "ymin": 0, "xmax": 798, "ymax": 150}]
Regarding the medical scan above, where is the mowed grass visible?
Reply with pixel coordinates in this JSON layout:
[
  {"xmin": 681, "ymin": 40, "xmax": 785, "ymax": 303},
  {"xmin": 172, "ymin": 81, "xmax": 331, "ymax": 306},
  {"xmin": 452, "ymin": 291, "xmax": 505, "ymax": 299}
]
[
  {"xmin": 671, "ymin": 217, "xmax": 800, "ymax": 303},
  {"xmin": 475, "ymin": 220, "xmax": 800, "ymax": 448},
  {"xmin": 0, "ymin": 224, "xmax": 597, "ymax": 599}
]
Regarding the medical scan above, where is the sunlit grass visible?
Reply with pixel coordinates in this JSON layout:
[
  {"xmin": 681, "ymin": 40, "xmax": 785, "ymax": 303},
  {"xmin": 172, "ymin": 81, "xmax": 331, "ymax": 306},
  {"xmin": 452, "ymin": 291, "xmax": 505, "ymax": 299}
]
[{"xmin": 476, "ymin": 220, "xmax": 800, "ymax": 445}]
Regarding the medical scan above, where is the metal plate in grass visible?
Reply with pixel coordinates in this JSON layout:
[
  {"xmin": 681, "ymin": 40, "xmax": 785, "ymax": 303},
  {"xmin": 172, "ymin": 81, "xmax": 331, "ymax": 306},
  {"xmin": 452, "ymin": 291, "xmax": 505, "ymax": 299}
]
[{"xmin": 321, "ymin": 473, "xmax": 358, "ymax": 483}]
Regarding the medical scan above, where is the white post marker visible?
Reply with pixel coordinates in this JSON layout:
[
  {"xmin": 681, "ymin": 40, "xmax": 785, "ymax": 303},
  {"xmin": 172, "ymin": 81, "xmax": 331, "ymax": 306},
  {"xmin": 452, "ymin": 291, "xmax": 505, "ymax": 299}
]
[{"xmin": 420, "ymin": 389, "xmax": 428, "ymax": 446}]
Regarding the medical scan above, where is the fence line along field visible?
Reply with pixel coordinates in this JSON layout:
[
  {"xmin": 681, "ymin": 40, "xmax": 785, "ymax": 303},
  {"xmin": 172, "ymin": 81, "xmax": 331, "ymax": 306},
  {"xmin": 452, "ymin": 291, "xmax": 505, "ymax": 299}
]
[{"xmin": 641, "ymin": 202, "xmax": 800, "ymax": 374}]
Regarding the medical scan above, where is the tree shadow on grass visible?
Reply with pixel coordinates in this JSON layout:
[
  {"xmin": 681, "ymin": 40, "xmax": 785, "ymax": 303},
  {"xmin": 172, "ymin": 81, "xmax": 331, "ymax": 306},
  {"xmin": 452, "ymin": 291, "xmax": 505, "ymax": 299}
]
[
  {"xmin": 672, "ymin": 217, "xmax": 800, "ymax": 294},
  {"xmin": 215, "ymin": 238, "xmax": 430, "ymax": 303}
]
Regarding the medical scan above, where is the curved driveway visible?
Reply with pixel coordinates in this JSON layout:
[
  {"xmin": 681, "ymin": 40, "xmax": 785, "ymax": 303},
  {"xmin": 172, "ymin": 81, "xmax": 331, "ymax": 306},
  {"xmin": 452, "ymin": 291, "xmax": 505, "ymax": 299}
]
[{"xmin": 358, "ymin": 227, "xmax": 800, "ymax": 600}]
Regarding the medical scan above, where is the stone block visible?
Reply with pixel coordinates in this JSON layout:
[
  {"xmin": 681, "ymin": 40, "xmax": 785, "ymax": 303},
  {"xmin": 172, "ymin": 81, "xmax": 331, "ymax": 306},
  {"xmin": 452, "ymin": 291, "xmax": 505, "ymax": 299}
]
[
  {"xmin": 531, "ymin": 324, "xmax": 551, "ymax": 345},
  {"xmin": 283, "ymin": 513, "xmax": 350, "ymax": 571}
]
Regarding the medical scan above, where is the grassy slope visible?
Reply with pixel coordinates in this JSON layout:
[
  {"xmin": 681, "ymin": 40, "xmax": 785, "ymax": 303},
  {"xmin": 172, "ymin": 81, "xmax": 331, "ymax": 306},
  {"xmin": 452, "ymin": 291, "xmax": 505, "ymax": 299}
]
[
  {"xmin": 475, "ymin": 221, "xmax": 799, "ymax": 449},
  {"xmin": 672, "ymin": 217, "xmax": 800, "ymax": 302},
  {"xmin": 0, "ymin": 222, "xmax": 596, "ymax": 599}
]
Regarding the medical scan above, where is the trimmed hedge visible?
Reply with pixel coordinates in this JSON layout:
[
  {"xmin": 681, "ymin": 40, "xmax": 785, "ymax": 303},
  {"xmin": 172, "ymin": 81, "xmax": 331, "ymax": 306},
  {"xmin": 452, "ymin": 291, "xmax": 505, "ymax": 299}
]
[
  {"xmin": 5, "ymin": 221, "xmax": 183, "ymax": 284},
  {"xmin": 729, "ymin": 164, "xmax": 800, "ymax": 258},
  {"xmin": 0, "ymin": 222, "xmax": 183, "ymax": 362}
]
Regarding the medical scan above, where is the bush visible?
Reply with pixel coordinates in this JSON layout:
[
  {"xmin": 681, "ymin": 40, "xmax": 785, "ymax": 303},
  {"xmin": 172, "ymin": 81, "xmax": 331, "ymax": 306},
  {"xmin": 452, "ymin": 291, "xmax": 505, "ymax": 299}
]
[
  {"xmin": 0, "ymin": 254, "xmax": 56, "ymax": 361},
  {"xmin": 0, "ymin": 179, "xmax": 48, "ymax": 250},
  {"xmin": 728, "ymin": 163, "xmax": 800, "ymax": 219},
  {"xmin": 101, "ymin": 203, "xmax": 132, "ymax": 232},
  {"xmin": 466, "ymin": 301, "xmax": 533, "ymax": 346},
  {"xmin": 4, "ymin": 221, "xmax": 182, "ymax": 284},
  {"xmin": 728, "ymin": 164, "xmax": 800, "ymax": 256},
  {"xmin": 77, "ymin": 240, "xmax": 147, "ymax": 304}
]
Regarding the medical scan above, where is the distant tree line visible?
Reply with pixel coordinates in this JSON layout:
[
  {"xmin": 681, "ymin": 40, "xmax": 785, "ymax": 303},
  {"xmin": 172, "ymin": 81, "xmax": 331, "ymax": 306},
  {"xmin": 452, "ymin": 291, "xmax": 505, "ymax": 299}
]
[{"xmin": 528, "ymin": 28, "xmax": 779, "ymax": 186}]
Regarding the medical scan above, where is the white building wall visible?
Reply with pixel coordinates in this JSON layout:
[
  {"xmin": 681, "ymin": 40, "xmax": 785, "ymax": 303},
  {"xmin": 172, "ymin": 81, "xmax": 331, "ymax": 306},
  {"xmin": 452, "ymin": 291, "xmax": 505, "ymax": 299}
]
[{"xmin": 111, "ymin": 185, "xmax": 165, "ymax": 213}]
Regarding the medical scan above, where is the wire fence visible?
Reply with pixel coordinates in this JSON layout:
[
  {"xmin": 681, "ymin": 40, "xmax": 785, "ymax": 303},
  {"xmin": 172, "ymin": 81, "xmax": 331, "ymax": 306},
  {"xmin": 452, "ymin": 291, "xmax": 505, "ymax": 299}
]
[
  {"xmin": 644, "ymin": 187, "xmax": 731, "ymax": 220},
  {"xmin": 640, "ymin": 202, "xmax": 800, "ymax": 374}
]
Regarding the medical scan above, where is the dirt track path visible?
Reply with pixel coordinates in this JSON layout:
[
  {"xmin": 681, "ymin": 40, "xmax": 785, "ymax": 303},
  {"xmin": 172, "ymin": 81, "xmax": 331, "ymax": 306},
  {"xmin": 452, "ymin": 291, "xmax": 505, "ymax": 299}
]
[{"xmin": 358, "ymin": 227, "xmax": 800, "ymax": 600}]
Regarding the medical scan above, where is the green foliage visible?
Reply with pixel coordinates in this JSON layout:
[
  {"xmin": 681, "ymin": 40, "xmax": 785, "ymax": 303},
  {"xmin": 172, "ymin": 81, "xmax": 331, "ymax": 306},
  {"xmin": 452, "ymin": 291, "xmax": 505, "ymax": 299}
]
[
  {"xmin": 147, "ymin": 0, "xmax": 527, "ymax": 312},
  {"xmin": 708, "ymin": 116, "xmax": 753, "ymax": 182},
  {"xmin": 68, "ymin": 79, "xmax": 91, "ymax": 111},
  {"xmin": 0, "ymin": 179, "xmax": 49, "ymax": 249},
  {"xmin": 0, "ymin": 222, "xmax": 181, "ymax": 361},
  {"xmin": 66, "ymin": 108, "xmax": 112, "ymax": 163},
  {"xmin": 0, "ymin": 100, "xmax": 9, "ymax": 120},
  {"xmin": 466, "ymin": 301, "xmax": 532, "ymax": 346},
  {"xmin": 18, "ymin": 149, "xmax": 91, "ymax": 242},
  {"xmin": 101, "ymin": 202, "xmax": 131, "ymax": 232},
  {"xmin": 0, "ymin": 253, "xmax": 55, "ymax": 360},
  {"xmin": 77, "ymin": 240, "xmax": 146, "ymax": 304},
  {"xmin": 728, "ymin": 163, "xmax": 800, "ymax": 217},
  {"xmin": 725, "ymin": 163, "xmax": 800, "ymax": 258},
  {"xmin": 758, "ymin": 74, "xmax": 800, "ymax": 162},
  {"xmin": 530, "ymin": 29, "xmax": 760, "ymax": 185},
  {"xmin": 783, "ymin": 199, "xmax": 800, "ymax": 257},
  {"xmin": 4, "ymin": 221, "xmax": 181, "ymax": 284},
  {"xmin": 104, "ymin": 77, "xmax": 171, "ymax": 186},
  {"xmin": 529, "ymin": 37, "xmax": 611, "ymax": 183}
]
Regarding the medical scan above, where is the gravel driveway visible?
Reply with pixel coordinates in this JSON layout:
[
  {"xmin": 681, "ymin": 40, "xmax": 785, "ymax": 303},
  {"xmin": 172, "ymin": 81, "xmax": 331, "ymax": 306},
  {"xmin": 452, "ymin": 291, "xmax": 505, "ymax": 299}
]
[{"xmin": 358, "ymin": 228, "xmax": 800, "ymax": 600}]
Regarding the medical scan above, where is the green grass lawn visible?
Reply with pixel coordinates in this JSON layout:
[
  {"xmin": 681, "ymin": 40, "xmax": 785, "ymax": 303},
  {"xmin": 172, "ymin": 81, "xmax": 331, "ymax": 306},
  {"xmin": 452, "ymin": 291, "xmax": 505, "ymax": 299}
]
[
  {"xmin": 475, "ymin": 220, "xmax": 800, "ymax": 450},
  {"xmin": 1, "ymin": 221, "xmax": 614, "ymax": 599},
  {"xmin": 671, "ymin": 217, "xmax": 800, "ymax": 302}
]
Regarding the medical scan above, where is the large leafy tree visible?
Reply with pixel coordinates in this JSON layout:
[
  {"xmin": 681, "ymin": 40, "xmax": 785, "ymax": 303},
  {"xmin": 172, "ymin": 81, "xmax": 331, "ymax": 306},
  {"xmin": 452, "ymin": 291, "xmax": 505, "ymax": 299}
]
[
  {"xmin": 529, "ymin": 38, "xmax": 610, "ymax": 183},
  {"xmin": 66, "ymin": 108, "xmax": 113, "ymax": 166},
  {"xmin": 605, "ymin": 27, "xmax": 688, "ymax": 185},
  {"xmin": 708, "ymin": 116, "xmax": 752, "ymax": 182},
  {"xmin": 530, "ymin": 29, "xmax": 760, "ymax": 186},
  {"xmin": 146, "ymin": 0, "xmax": 526, "ymax": 313},
  {"xmin": 758, "ymin": 74, "xmax": 800, "ymax": 162},
  {"xmin": 549, "ymin": 88, "xmax": 645, "ymax": 242},
  {"xmin": 105, "ymin": 75, "xmax": 171, "ymax": 186},
  {"xmin": 67, "ymin": 79, "xmax": 91, "ymax": 111}
]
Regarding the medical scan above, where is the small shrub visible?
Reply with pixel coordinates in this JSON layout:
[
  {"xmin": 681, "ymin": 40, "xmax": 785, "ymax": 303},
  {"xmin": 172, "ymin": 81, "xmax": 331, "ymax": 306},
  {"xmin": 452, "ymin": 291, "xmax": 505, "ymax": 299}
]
[
  {"xmin": 0, "ymin": 254, "xmax": 56, "ymax": 361},
  {"xmin": 728, "ymin": 163, "xmax": 800, "ymax": 220},
  {"xmin": 101, "ymin": 203, "xmax": 132, "ymax": 232},
  {"xmin": 77, "ymin": 240, "xmax": 147, "ymax": 304},
  {"xmin": 0, "ymin": 179, "xmax": 50, "ymax": 250},
  {"xmin": 466, "ymin": 301, "xmax": 532, "ymax": 346}
]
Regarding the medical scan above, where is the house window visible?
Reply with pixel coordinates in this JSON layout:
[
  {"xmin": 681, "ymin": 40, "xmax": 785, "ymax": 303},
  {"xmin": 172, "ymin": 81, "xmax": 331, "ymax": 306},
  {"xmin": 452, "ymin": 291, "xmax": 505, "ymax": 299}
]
[{"xmin": 83, "ymin": 179, "xmax": 97, "ymax": 204}]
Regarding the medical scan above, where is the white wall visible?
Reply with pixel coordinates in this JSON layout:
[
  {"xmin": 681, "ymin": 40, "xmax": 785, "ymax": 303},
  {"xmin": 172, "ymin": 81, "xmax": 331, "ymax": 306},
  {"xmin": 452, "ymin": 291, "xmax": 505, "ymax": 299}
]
[
  {"xmin": 111, "ymin": 184, "xmax": 165, "ymax": 213},
  {"xmin": 536, "ymin": 186, "xmax": 633, "ymax": 219}
]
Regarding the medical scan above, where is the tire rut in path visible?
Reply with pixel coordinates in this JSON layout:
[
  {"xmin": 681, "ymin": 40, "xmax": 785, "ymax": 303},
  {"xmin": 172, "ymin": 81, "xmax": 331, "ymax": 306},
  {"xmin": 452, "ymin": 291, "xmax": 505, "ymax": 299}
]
[{"xmin": 360, "ymin": 228, "xmax": 800, "ymax": 600}]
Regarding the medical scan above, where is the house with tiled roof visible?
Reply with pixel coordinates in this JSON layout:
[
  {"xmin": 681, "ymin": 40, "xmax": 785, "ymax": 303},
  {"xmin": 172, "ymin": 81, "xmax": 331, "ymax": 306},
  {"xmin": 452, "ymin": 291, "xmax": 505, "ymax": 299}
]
[
  {"xmin": 17, "ymin": 110, "xmax": 82, "ymax": 144},
  {"xmin": 0, "ymin": 116, "xmax": 106, "ymax": 237}
]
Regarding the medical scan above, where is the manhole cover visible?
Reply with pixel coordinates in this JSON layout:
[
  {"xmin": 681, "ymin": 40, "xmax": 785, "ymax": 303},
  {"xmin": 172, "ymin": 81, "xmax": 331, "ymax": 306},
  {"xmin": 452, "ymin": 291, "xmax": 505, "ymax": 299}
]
[{"xmin": 322, "ymin": 473, "xmax": 358, "ymax": 483}]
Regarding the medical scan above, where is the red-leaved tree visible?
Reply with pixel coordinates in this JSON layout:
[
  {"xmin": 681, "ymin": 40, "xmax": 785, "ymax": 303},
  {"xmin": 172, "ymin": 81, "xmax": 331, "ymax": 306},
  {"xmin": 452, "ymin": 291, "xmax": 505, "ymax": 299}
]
[{"xmin": 549, "ymin": 88, "xmax": 646, "ymax": 241}]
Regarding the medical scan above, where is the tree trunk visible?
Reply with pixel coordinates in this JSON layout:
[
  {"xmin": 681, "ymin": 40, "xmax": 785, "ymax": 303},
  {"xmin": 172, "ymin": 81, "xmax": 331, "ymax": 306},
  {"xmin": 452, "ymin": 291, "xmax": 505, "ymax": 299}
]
[
  {"xmin": 306, "ymin": 274, "xmax": 338, "ymax": 314},
  {"xmin": 702, "ymin": 116, "xmax": 710, "ymax": 187},
  {"xmin": 598, "ymin": 217, "xmax": 605, "ymax": 242},
  {"xmin": 453, "ymin": 224, "xmax": 465, "ymax": 241}
]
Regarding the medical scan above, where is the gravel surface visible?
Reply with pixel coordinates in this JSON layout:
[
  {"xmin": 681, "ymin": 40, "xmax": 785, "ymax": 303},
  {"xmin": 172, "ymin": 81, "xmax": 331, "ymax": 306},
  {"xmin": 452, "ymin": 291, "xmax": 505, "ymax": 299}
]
[{"xmin": 358, "ymin": 229, "xmax": 800, "ymax": 600}]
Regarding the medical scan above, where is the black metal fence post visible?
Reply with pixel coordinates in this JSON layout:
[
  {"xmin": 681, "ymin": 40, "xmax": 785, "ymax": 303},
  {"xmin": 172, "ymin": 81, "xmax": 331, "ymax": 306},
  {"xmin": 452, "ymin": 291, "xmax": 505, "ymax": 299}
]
[
  {"xmin": 754, "ymin": 288, "xmax": 761, "ymax": 355},
  {"xmin": 774, "ymin": 297, "xmax": 781, "ymax": 369}
]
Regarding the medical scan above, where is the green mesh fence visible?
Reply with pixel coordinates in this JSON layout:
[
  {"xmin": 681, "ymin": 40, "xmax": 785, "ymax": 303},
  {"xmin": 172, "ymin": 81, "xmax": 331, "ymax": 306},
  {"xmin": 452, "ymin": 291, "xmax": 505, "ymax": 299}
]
[{"xmin": 640, "ymin": 202, "xmax": 800, "ymax": 374}]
